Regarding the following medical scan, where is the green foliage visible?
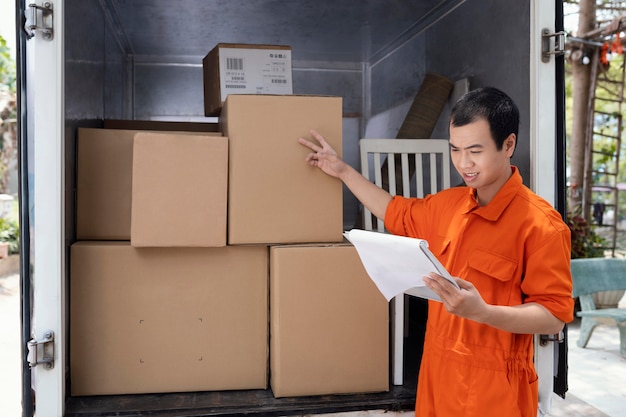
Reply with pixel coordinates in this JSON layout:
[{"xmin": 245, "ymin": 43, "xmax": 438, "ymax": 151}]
[
  {"xmin": 0, "ymin": 34, "xmax": 17, "ymax": 195},
  {"xmin": 0, "ymin": 35, "xmax": 16, "ymax": 92},
  {"xmin": 0, "ymin": 216, "xmax": 19, "ymax": 255},
  {"xmin": 567, "ymin": 214, "xmax": 607, "ymax": 258}
]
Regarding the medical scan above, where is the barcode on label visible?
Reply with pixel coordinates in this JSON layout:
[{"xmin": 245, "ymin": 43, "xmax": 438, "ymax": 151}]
[
  {"xmin": 226, "ymin": 58, "xmax": 243, "ymax": 71},
  {"xmin": 225, "ymin": 85, "xmax": 247, "ymax": 89},
  {"xmin": 271, "ymin": 79, "xmax": 287, "ymax": 84}
]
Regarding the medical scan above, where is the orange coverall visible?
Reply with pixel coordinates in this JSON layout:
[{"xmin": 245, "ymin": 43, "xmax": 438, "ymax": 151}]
[{"xmin": 384, "ymin": 167, "xmax": 574, "ymax": 417}]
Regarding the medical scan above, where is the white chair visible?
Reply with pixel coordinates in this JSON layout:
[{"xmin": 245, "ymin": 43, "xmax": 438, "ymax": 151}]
[{"xmin": 359, "ymin": 138, "xmax": 451, "ymax": 385}]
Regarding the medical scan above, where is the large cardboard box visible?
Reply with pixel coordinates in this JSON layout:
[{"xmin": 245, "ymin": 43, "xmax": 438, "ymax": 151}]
[
  {"xmin": 70, "ymin": 242, "xmax": 269, "ymax": 396},
  {"xmin": 221, "ymin": 95, "xmax": 343, "ymax": 245},
  {"xmin": 76, "ymin": 128, "xmax": 222, "ymax": 240},
  {"xmin": 203, "ymin": 43, "xmax": 293, "ymax": 116},
  {"xmin": 269, "ymin": 243, "xmax": 389, "ymax": 398},
  {"xmin": 131, "ymin": 132, "xmax": 228, "ymax": 247}
]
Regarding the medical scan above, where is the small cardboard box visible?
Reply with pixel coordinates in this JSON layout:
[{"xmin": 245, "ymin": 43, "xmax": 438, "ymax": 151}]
[
  {"xmin": 221, "ymin": 95, "xmax": 343, "ymax": 245},
  {"xmin": 269, "ymin": 243, "xmax": 389, "ymax": 398},
  {"xmin": 70, "ymin": 242, "xmax": 269, "ymax": 396},
  {"xmin": 131, "ymin": 132, "xmax": 228, "ymax": 247},
  {"xmin": 76, "ymin": 128, "xmax": 222, "ymax": 241},
  {"xmin": 203, "ymin": 43, "xmax": 293, "ymax": 116}
]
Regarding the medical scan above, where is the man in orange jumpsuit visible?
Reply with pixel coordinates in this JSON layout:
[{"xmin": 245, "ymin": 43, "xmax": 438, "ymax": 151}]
[{"xmin": 298, "ymin": 87, "xmax": 574, "ymax": 417}]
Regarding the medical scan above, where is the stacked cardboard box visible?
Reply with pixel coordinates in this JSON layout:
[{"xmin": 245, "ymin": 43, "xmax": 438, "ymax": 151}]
[
  {"xmin": 75, "ymin": 127, "xmax": 136, "ymax": 240},
  {"xmin": 203, "ymin": 43, "xmax": 293, "ymax": 116},
  {"xmin": 71, "ymin": 94, "xmax": 389, "ymax": 397},
  {"xmin": 221, "ymin": 94, "xmax": 344, "ymax": 244},
  {"xmin": 269, "ymin": 243, "xmax": 388, "ymax": 397},
  {"xmin": 131, "ymin": 131, "xmax": 228, "ymax": 247},
  {"xmin": 70, "ymin": 242, "xmax": 268, "ymax": 395},
  {"xmin": 75, "ymin": 127, "xmax": 225, "ymax": 242}
]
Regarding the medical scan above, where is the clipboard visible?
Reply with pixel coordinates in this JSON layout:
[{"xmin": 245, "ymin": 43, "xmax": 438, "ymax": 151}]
[{"xmin": 344, "ymin": 229, "xmax": 459, "ymax": 302}]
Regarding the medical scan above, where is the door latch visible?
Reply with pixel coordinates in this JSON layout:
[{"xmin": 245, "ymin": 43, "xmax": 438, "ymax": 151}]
[
  {"xmin": 27, "ymin": 331, "xmax": 55, "ymax": 369},
  {"xmin": 539, "ymin": 331, "xmax": 564, "ymax": 346},
  {"xmin": 542, "ymin": 29, "xmax": 566, "ymax": 63},
  {"xmin": 25, "ymin": 2, "xmax": 54, "ymax": 40}
]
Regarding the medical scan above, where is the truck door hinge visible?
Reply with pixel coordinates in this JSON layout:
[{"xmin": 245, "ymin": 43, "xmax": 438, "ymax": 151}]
[
  {"xmin": 27, "ymin": 331, "xmax": 55, "ymax": 369},
  {"xmin": 25, "ymin": 2, "xmax": 54, "ymax": 40},
  {"xmin": 542, "ymin": 29, "xmax": 566, "ymax": 63}
]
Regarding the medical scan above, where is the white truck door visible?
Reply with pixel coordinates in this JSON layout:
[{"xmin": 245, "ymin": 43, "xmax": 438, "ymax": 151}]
[
  {"xmin": 19, "ymin": 1, "xmax": 66, "ymax": 416},
  {"xmin": 530, "ymin": 1, "xmax": 567, "ymax": 416}
]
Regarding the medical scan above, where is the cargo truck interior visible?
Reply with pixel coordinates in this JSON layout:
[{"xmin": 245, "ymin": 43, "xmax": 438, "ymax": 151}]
[{"xmin": 57, "ymin": 0, "xmax": 535, "ymax": 415}]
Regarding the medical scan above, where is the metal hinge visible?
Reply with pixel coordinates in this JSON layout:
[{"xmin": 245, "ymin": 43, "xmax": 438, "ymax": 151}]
[
  {"xmin": 27, "ymin": 331, "xmax": 55, "ymax": 369},
  {"xmin": 539, "ymin": 331, "xmax": 564, "ymax": 346},
  {"xmin": 24, "ymin": 2, "xmax": 54, "ymax": 40},
  {"xmin": 542, "ymin": 29, "xmax": 566, "ymax": 63}
]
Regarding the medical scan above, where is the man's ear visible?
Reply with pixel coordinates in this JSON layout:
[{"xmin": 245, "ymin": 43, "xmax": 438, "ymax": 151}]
[{"xmin": 505, "ymin": 134, "xmax": 516, "ymax": 156}]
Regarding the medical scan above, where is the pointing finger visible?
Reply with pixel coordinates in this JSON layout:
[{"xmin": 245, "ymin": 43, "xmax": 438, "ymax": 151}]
[
  {"xmin": 298, "ymin": 137, "xmax": 321, "ymax": 153},
  {"xmin": 310, "ymin": 129, "xmax": 329, "ymax": 147}
]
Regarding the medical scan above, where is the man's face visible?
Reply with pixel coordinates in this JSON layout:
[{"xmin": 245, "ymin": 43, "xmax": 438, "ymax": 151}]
[{"xmin": 449, "ymin": 118, "xmax": 515, "ymax": 205}]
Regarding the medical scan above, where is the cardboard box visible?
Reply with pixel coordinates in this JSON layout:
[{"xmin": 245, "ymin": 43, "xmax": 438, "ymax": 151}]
[
  {"xmin": 70, "ymin": 242, "xmax": 269, "ymax": 396},
  {"xmin": 269, "ymin": 243, "xmax": 389, "ymax": 397},
  {"xmin": 131, "ymin": 132, "xmax": 228, "ymax": 247},
  {"xmin": 203, "ymin": 43, "xmax": 293, "ymax": 116},
  {"xmin": 76, "ymin": 128, "xmax": 136, "ymax": 240},
  {"xmin": 76, "ymin": 128, "xmax": 222, "ymax": 240},
  {"xmin": 221, "ymin": 95, "xmax": 343, "ymax": 245}
]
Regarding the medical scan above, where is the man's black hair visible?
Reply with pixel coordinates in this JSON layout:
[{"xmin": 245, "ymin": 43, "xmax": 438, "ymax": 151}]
[{"xmin": 450, "ymin": 86, "xmax": 519, "ymax": 151}]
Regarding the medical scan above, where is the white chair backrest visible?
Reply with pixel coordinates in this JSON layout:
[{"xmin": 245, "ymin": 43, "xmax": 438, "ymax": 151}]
[{"xmin": 359, "ymin": 138, "xmax": 451, "ymax": 232}]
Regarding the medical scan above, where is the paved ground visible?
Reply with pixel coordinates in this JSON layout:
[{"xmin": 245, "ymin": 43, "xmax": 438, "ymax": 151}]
[
  {"xmin": 548, "ymin": 299, "xmax": 626, "ymax": 417},
  {"xmin": 0, "ymin": 272, "xmax": 624, "ymax": 416},
  {"xmin": 0, "ymin": 273, "xmax": 21, "ymax": 417}
]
